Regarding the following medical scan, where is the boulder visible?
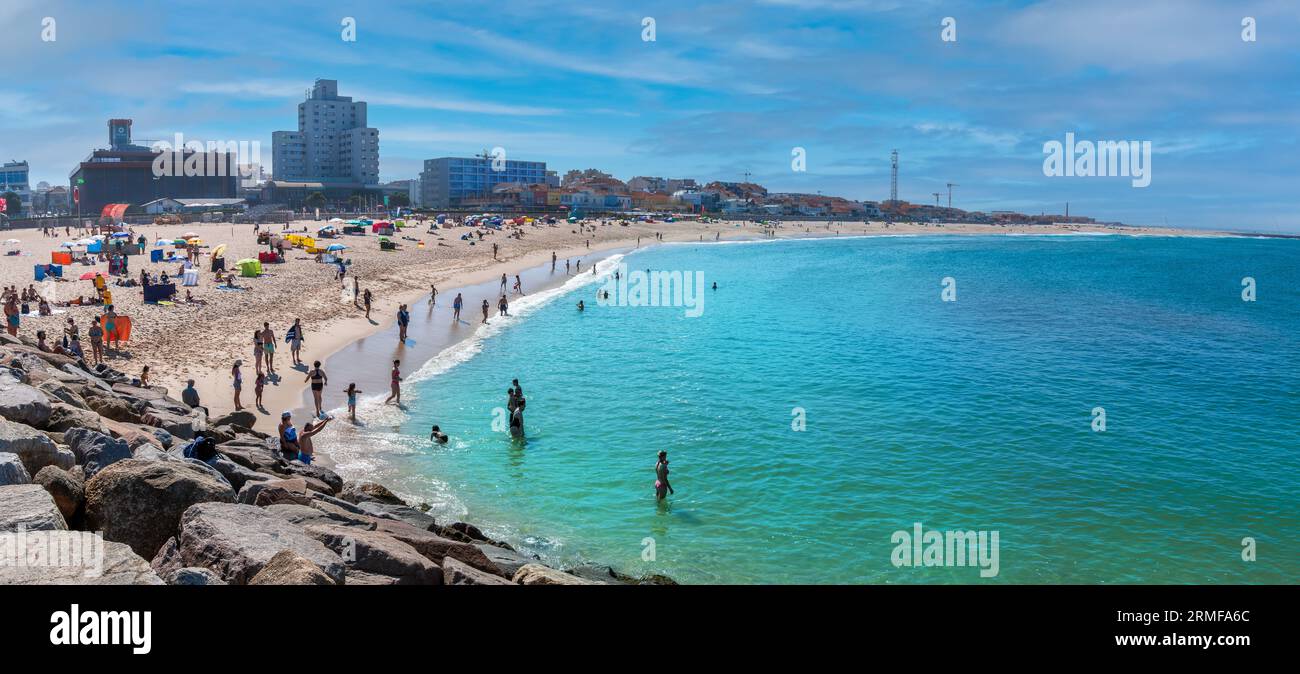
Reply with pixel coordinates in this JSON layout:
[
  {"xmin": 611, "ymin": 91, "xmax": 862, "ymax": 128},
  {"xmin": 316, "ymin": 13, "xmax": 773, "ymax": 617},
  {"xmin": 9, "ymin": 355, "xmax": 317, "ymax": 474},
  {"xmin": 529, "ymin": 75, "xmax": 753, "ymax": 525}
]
[
  {"xmin": 100, "ymin": 417, "xmax": 166, "ymax": 449},
  {"xmin": 304, "ymin": 524, "xmax": 442, "ymax": 585},
  {"xmin": 210, "ymin": 456, "xmax": 269, "ymax": 492},
  {"xmin": 0, "ymin": 417, "xmax": 62, "ymax": 475},
  {"xmin": 177, "ymin": 503, "xmax": 345, "ymax": 585},
  {"xmin": 356, "ymin": 502, "xmax": 437, "ymax": 530},
  {"xmin": 150, "ymin": 537, "xmax": 184, "ymax": 579},
  {"xmin": 281, "ymin": 462, "xmax": 343, "ymax": 494},
  {"xmin": 476, "ymin": 544, "xmax": 542, "ymax": 579},
  {"xmin": 0, "ymin": 484, "xmax": 68, "ymax": 532},
  {"xmin": 0, "ymin": 530, "xmax": 163, "ymax": 585},
  {"xmin": 265, "ymin": 503, "xmax": 374, "ymax": 530},
  {"xmin": 338, "ymin": 481, "xmax": 405, "ymax": 506},
  {"xmin": 65, "ymin": 428, "xmax": 133, "ymax": 480},
  {"xmin": 0, "ymin": 452, "xmax": 32, "ymax": 486},
  {"xmin": 564, "ymin": 565, "xmax": 631, "ymax": 585},
  {"xmin": 374, "ymin": 519, "xmax": 503, "ymax": 576},
  {"xmin": 211, "ymin": 410, "xmax": 257, "ymax": 430},
  {"xmin": 442, "ymin": 557, "xmax": 514, "ymax": 585},
  {"xmin": 344, "ymin": 571, "xmax": 402, "ymax": 585},
  {"xmin": 59, "ymin": 363, "xmax": 114, "ymax": 393},
  {"xmin": 112, "ymin": 383, "xmax": 166, "ymax": 402},
  {"xmin": 0, "ymin": 372, "xmax": 53, "ymax": 427},
  {"xmin": 84, "ymin": 395, "xmax": 141, "ymax": 423},
  {"xmin": 165, "ymin": 567, "xmax": 227, "ymax": 586},
  {"xmin": 139, "ymin": 408, "xmax": 197, "ymax": 440},
  {"xmin": 238, "ymin": 477, "xmax": 312, "ymax": 506},
  {"xmin": 248, "ymin": 549, "xmax": 338, "ymax": 585},
  {"xmin": 512, "ymin": 563, "xmax": 596, "ymax": 586},
  {"xmin": 33, "ymin": 465, "xmax": 84, "ymax": 523},
  {"xmin": 85, "ymin": 459, "xmax": 237, "ymax": 559},
  {"xmin": 37, "ymin": 380, "xmax": 89, "ymax": 409},
  {"xmin": 43, "ymin": 403, "xmax": 107, "ymax": 434}
]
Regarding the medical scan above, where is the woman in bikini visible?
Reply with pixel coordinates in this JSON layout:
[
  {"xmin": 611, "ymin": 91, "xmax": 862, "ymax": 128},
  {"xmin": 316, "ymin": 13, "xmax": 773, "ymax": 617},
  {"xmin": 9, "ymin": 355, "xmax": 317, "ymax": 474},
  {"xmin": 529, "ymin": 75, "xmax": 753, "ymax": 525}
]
[{"xmin": 305, "ymin": 361, "xmax": 328, "ymax": 419}]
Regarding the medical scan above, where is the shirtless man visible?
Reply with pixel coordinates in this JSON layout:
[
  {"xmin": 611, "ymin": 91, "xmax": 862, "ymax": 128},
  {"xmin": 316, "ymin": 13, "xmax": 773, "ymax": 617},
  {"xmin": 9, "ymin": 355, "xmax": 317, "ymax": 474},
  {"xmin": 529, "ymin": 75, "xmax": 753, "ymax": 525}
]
[{"xmin": 296, "ymin": 417, "xmax": 331, "ymax": 464}]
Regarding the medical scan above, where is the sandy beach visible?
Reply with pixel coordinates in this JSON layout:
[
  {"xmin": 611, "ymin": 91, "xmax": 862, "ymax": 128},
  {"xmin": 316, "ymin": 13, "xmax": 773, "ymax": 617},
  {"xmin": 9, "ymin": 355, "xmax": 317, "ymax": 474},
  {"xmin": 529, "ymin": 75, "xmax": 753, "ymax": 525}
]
[{"xmin": 0, "ymin": 216, "xmax": 1231, "ymax": 430}]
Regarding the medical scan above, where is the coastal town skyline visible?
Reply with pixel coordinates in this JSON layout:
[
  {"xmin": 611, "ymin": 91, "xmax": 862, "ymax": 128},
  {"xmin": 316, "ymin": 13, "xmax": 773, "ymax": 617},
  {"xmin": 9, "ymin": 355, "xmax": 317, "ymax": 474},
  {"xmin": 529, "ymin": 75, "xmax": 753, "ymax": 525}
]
[{"xmin": 3, "ymin": 0, "xmax": 1299, "ymax": 232}]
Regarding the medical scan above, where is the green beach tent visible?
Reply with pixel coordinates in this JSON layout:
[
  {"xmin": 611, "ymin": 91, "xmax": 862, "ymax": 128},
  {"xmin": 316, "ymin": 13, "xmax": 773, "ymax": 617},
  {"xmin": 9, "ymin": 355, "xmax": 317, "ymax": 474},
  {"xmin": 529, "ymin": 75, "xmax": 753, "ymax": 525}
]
[{"xmin": 236, "ymin": 258, "xmax": 262, "ymax": 277}]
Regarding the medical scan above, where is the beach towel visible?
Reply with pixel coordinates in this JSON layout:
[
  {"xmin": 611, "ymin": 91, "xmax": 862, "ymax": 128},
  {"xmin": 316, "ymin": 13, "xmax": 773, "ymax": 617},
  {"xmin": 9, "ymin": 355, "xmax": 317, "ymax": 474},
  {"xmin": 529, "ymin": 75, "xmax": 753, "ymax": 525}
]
[{"xmin": 98, "ymin": 315, "xmax": 131, "ymax": 342}]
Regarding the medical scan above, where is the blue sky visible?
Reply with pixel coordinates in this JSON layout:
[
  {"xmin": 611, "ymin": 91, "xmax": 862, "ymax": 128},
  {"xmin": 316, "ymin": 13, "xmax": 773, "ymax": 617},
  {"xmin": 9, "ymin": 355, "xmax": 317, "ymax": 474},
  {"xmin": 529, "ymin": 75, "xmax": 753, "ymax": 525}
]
[{"xmin": 3, "ymin": 0, "xmax": 1298, "ymax": 231}]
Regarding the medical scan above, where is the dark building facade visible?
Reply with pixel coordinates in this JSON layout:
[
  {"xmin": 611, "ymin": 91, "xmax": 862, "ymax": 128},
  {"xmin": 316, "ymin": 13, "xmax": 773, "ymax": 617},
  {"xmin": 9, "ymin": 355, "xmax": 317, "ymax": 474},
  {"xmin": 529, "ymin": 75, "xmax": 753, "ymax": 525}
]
[{"xmin": 68, "ymin": 119, "xmax": 237, "ymax": 217}]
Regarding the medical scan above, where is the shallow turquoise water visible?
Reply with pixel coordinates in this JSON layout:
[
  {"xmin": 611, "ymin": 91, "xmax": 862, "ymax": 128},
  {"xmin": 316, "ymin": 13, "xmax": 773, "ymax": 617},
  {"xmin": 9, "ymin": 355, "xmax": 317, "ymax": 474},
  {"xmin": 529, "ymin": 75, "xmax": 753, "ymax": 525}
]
[{"xmin": 321, "ymin": 235, "xmax": 1299, "ymax": 583}]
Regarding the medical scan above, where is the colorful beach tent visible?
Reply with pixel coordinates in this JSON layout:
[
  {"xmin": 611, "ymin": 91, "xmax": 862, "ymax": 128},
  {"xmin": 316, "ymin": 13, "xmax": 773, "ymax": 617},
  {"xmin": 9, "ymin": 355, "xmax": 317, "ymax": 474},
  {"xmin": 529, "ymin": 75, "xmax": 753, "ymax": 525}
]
[{"xmin": 236, "ymin": 258, "xmax": 262, "ymax": 277}]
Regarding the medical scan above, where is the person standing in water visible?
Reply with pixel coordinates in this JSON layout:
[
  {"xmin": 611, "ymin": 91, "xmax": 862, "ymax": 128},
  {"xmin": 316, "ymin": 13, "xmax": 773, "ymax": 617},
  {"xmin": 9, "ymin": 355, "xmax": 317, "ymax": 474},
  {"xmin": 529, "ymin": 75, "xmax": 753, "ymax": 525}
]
[
  {"xmin": 345, "ymin": 383, "xmax": 361, "ymax": 422},
  {"xmin": 551, "ymin": 252, "xmax": 557, "ymax": 271},
  {"xmin": 500, "ymin": 273, "xmax": 507, "ymax": 293},
  {"xmin": 397, "ymin": 304, "xmax": 410, "ymax": 343},
  {"xmin": 305, "ymin": 361, "xmax": 328, "ymax": 419},
  {"xmin": 429, "ymin": 284, "xmax": 437, "ymax": 306},
  {"xmin": 452, "ymin": 293, "xmax": 463, "ymax": 322},
  {"xmin": 655, "ymin": 451, "xmax": 674, "ymax": 501},
  {"xmin": 385, "ymin": 360, "xmax": 402, "ymax": 405}
]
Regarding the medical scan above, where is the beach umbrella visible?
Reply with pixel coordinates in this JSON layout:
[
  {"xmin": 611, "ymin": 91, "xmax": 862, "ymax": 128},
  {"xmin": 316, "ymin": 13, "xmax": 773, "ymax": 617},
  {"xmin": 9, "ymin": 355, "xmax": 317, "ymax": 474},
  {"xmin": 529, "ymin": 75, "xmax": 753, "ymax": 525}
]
[
  {"xmin": 59, "ymin": 241, "xmax": 79, "ymax": 249},
  {"xmin": 188, "ymin": 238, "xmax": 203, "ymax": 245},
  {"xmin": 172, "ymin": 238, "xmax": 188, "ymax": 245},
  {"xmin": 111, "ymin": 232, "xmax": 130, "ymax": 238},
  {"xmin": 181, "ymin": 232, "xmax": 199, "ymax": 239},
  {"xmin": 3, "ymin": 239, "xmax": 19, "ymax": 245},
  {"xmin": 212, "ymin": 243, "xmax": 227, "ymax": 258},
  {"xmin": 153, "ymin": 239, "xmax": 170, "ymax": 247},
  {"xmin": 326, "ymin": 243, "xmax": 346, "ymax": 251},
  {"xmin": 78, "ymin": 271, "xmax": 105, "ymax": 280},
  {"xmin": 77, "ymin": 238, "xmax": 97, "ymax": 245}
]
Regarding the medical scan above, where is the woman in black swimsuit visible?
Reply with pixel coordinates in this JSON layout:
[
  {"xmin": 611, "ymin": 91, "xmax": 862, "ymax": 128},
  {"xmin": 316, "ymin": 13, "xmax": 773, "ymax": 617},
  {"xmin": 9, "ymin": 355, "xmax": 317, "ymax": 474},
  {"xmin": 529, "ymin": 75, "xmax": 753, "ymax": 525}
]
[{"xmin": 304, "ymin": 360, "xmax": 328, "ymax": 419}]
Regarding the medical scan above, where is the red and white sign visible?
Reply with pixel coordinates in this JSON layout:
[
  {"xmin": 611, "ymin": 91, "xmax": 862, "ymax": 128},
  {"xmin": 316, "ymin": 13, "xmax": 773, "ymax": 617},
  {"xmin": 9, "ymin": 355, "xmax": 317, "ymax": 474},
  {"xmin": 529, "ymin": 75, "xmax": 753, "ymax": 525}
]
[
  {"xmin": 73, "ymin": 187, "xmax": 80, "ymax": 204},
  {"xmin": 0, "ymin": 198, "xmax": 7, "ymax": 212}
]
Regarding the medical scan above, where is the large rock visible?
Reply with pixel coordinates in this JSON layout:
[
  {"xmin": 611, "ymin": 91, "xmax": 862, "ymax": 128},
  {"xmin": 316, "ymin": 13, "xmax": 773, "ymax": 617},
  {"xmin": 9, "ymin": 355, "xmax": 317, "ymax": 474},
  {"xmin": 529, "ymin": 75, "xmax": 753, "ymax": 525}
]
[
  {"xmin": 266, "ymin": 503, "xmax": 374, "ymax": 530},
  {"xmin": 65, "ymin": 428, "xmax": 133, "ymax": 479},
  {"xmin": 0, "ymin": 452, "xmax": 32, "ymax": 485},
  {"xmin": 512, "ymin": 563, "xmax": 596, "ymax": 586},
  {"xmin": 0, "ymin": 484, "xmax": 68, "ymax": 532},
  {"xmin": 33, "ymin": 465, "xmax": 84, "ymax": 523},
  {"xmin": 139, "ymin": 408, "xmax": 197, "ymax": 440},
  {"xmin": 238, "ymin": 477, "xmax": 313, "ymax": 506},
  {"xmin": 84, "ymin": 395, "xmax": 141, "ymax": 423},
  {"xmin": 281, "ymin": 462, "xmax": 343, "ymax": 494},
  {"xmin": 476, "ymin": 544, "xmax": 541, "ymax": 579},
  {"xmin": 0, "ymin": 372, "xmax": 53, "ymax": 427},
  {"xmin": 356, "ymin": 502, "xmax": 437, "ymax": 530},
  {"xmin": 338, "ymin": 481, "xmax": 405, "ymax": 506},
  {"xmin": 374, "ymin": 519, "xmax": 503, "ymax": 576},
  {"xmin": 211, "ymin": 410, "xmax": 257, "ymax": 429},
  {"xmin": 177, "ymin": 503, "xmax": 345, "ymax": 585},
  {"xmin": 248, "ymin": 550, "xmax": 338, "ymax": 586},
  {"xmin": 0, "ymin": 530, "xmax": 163, "ymax": 585},
  {"xmin": 442, "ymin": 556, "xmax": 514, "ymax": 585},
  {"xmin": 43, "ymin": 403, "xmax": 107, "ymax": 434},
  {"xmin": 210, "ymin": 456, "xmax": 270, "ymax": 492},
  {"xmin": 112, "ymin": 383, "xmax": 165, "ymax": 402},
  {"xmin": 85, "ymin": 459, "xmax": 236, "ymax": 559},
  {"xmin": 0, "ymin": 417, "xmax": 63, "ymax": 475},
  {"xmin": 304, "ymin": 524, "xmax": 442, "ymax": 585},
  {"xmin": 59, "ymin": 363, "xmax": 114, "ymax": 393},
  {"xmin": 165, "ymin": 567, "xmax": 227, "ymax": 586},
  {"xmin": 37, "ymin": 380, "xmax": 89, "ymax": 410}
]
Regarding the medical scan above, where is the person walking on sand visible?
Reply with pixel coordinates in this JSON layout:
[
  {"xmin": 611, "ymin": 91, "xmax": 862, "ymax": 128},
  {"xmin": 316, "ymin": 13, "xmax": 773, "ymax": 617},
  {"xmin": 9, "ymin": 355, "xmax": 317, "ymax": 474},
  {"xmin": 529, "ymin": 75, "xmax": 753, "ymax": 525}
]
[
  {"xmin": 655, "ymin": 451, "xmax": 674, "ymax": 501},
  {"xmin": 231, "ymin": 360, "xmax": 244, "ymax": 411},
  {"xmin": 345, "ymin": 383, "xmax": 361, "ymax": 422},
  {"xmin": 429, "ymin": 284, "xmax": 437, "ymax": 306},
  {"xmin": 397, "ymin": 304, "xmax": 410, "ymax": 342},
  {"xmin": 513, "ymin": 274, "xmax": 524, "ymax": 295},
  {"xmin": 288, "ymin": 318, "xmax": 304, "ymax": 366},
  {"xmin": 452, "ymin": 293, "xmax": 463, "ymax": 322},
  {"xmin": 305, "ymin": 361, "xmax": 328, "ymax": 419},
  {"xmin": 87, "ymin": 319, "xmax": 104, "ymax": 364},
  {"xmin": 261, "ymin": 322, "xmax": 277, "ymax": 374},
  {"xmin": 481, "ymin": 299, "xmax": 490, "ymax": 324},
  {"xmin": 385, "ymin": 360, "xmax": 402, "ymax": 405},
  {"xmin": 363, "ymin": 288, "xmax": 373, "ymax": 320},
  {"xmin": 493, "ymin": 242, "xmax": 498, "ymax": 260},
  {"xmin": 254, "ymin": 370, "xmax": 266, "ymax": 409}
]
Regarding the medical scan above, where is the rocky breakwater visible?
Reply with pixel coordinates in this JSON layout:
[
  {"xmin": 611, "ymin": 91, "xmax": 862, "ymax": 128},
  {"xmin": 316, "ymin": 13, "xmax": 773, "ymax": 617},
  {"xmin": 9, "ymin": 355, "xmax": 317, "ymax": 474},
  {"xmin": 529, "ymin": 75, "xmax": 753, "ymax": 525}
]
[{"xmin": 0, "ymin": 333, "xmax": 674, "ymax": 586}]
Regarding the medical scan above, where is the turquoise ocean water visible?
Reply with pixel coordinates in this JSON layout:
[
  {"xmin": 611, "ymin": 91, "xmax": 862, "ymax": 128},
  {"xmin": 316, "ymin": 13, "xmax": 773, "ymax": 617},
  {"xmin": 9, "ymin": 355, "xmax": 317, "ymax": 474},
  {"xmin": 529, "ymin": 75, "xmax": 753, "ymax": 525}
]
[{"xmin": 320, "ymin": 234, "xmax": 1299, "ymax": 584}]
